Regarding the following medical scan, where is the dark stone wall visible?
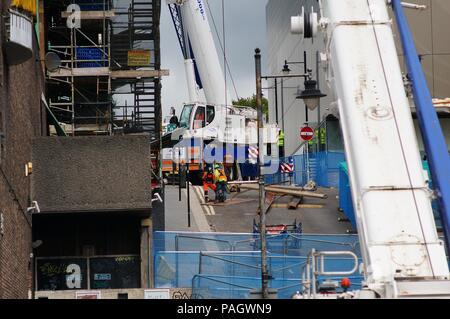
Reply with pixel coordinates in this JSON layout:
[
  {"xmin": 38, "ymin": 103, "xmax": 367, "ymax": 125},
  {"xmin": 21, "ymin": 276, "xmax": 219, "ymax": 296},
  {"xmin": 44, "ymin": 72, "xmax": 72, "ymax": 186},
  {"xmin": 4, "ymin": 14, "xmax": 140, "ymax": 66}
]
[
  {"xmin": 33, "ymin": 213, "xmax": 141, "ymax": 257},
  {"xmin": 0, "ymin": 2, "xmax": 46, "ymax": 298},
  {"xmin": 31, "ymin": 135, "xmax": 153, "ymax": 213}
]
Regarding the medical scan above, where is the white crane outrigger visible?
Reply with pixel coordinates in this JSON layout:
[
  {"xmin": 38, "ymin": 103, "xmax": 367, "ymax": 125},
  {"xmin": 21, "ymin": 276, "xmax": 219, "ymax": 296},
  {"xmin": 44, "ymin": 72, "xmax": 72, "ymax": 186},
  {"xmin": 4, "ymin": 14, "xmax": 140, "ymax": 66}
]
[
  {"xmin": 164, "ymin": 0, "xmax": 277, "ymax": 169},
  {"xmin": 291, "ymin": 0, "xmax": 450, "ymax": 299}
]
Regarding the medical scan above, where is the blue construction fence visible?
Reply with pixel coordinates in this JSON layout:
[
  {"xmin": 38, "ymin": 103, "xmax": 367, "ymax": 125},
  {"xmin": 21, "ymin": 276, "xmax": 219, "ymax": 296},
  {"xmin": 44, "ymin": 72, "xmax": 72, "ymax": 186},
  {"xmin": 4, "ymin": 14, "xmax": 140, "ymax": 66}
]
[
  {"xmin": 339, "ymin": 161, "xmax": 442, "ymax": 230},
  {"xmin": 264, "ymin": 151, "xmax": 346, "ymax": 188},
  {"xmin": 153, "ymin": 231, "xmax": 450, "ymax": 298},
  {"xmin": 192, "ymin": 273, "xmax": 364, "ymax": 299},
  {"xmin": 153, "ymin": 231, "xmax": 362, "ymax": 298}
]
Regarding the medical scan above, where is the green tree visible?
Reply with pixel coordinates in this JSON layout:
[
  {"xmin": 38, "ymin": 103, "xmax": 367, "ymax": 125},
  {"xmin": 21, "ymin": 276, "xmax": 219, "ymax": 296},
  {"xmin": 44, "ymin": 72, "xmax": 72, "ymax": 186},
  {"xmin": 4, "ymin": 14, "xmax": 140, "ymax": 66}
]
[{"xmin": 232, "ymin": 95, "xmax": 269, "ymax": 122}]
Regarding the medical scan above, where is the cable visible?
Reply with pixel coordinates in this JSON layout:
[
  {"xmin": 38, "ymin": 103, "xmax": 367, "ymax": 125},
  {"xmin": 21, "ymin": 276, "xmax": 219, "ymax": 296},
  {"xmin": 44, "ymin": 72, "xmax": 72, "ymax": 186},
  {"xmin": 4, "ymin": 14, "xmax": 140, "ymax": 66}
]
[
  {"xmin": 0, "ymin": 167, "xmax": 32, "ymax": 228},
  {"xmin": 222, "ymin": 0, "xmax": 227, "ymax": 106},
  {"xmin": 365, "ymin": 0, "xmax": 436, "ymax": 277},
  {"xmin": 205, "ymin": 0, "xmax": 239, "ymax": 101}
]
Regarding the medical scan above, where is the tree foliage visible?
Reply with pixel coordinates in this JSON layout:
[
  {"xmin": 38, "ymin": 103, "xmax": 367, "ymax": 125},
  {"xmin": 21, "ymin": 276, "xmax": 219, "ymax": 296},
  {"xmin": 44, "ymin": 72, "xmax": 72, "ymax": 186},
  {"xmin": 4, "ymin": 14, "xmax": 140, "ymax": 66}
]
[{"xmin": 232, "ymin": 95, "xmax": 269, "ymax": 121}]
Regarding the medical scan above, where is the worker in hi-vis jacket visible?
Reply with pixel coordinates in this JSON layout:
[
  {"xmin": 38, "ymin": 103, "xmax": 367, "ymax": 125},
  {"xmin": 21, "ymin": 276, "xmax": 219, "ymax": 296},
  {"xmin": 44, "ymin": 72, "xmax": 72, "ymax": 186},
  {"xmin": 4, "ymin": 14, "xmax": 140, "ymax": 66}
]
[{"xmin": 202, "ymin": 165, "xmax": 216, "ymax": 203}]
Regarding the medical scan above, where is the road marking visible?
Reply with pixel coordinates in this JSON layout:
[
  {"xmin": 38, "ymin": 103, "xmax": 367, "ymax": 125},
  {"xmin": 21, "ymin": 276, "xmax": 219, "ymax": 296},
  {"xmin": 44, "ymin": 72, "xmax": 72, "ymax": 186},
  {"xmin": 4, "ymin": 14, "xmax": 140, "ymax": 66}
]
[
  {"xmin": 194, "ymin": 186, "xmax": 216, "ymax": 215},
  {"xmin": 194, "ymin": 186, "xmax": 211, "ymax": 215}
]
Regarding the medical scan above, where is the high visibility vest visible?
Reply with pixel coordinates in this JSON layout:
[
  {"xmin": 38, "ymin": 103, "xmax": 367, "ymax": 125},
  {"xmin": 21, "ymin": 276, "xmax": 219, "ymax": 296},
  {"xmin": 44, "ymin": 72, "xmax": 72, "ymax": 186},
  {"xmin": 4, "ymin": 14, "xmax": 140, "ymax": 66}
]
[
  {"xmin": 319, "ymin": 128, "xmax": 326, "ymax": 145},
  {"xmin": 214, "ymin": 169, "xmax": 227, "ymax": 183},
  {"xmin": 278, "ymin": 131, "xmax": 285, "ymax": 147},
  {"xmin": 309, "ymin": 129, "xmax": 318, "ymax": 146},
  {"xmin": 167, "ymin": 123, "xmax": 177, "ymax": 132},
  {"xmin": 203, "ymin": 172, "xmax": 214, "ymax": 183}
]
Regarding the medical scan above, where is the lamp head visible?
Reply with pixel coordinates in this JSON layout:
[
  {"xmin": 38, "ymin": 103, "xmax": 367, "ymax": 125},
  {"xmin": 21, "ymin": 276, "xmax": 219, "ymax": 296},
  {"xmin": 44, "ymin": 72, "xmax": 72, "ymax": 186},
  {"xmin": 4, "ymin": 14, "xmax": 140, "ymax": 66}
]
[
  {"xmin": 282, "ymin": 60, "xmax": 291, "ymax": 74},
  {"xmin": 296, "ymin": 79, "xmax": 326, "ymax": 110}
]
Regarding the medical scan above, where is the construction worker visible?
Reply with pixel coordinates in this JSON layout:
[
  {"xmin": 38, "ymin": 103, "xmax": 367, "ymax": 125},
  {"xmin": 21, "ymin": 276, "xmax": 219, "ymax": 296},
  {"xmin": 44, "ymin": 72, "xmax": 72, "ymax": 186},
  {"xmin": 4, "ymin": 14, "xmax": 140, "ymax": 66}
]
[
  {"xmin": 214, "ymin": 163, "xmax": 228, "ymax": 202},
  {"xmin": 202, "ymin": 165, "xmax": 216, "ymax": 203},
  {"xmin": 278, "ymin": 129, "xmax": 285, "ymax": 158},
  {"xmin": 167, "ymin": 107, "xmax": 179, "ymax": 132}
]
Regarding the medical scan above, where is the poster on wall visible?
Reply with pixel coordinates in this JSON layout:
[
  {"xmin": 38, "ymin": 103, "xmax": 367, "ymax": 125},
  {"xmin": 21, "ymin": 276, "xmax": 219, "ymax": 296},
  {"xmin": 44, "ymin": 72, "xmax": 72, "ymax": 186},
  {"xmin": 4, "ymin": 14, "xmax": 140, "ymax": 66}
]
[
  {"xmin": 36, "ymin": 258, "xmax": 88, "ymax": 291},
  {"xmin": 144, "ymin": 289, "xmax": 170, "ymax": 299},
  {"xmin": 89, "ymin": 256, "xmax": 140, "ymax": 289},
  {"xmin": 127, "ymin": 50, "xmax": 151, "ymax": 66},
  {"xmin": 75, "ymin": 291, "xmax": 102, "ymax": 299}
]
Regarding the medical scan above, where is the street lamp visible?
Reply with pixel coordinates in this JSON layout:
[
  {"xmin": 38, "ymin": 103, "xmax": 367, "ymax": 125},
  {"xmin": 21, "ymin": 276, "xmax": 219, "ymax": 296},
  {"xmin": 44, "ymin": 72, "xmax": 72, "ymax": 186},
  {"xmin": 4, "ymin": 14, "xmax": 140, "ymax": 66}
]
[
  {"xmin": 296, "ymin": 79, "xmax": 327, "ymax": 111},
  {"xmin": 282, "ymin": 60, "xmax": 291, "ymax": 74}
]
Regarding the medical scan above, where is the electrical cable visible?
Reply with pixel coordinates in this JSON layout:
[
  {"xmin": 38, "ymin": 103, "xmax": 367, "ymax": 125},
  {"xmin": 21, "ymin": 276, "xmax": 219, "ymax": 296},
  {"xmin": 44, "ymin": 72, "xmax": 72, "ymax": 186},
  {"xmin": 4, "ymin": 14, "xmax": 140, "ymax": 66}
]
[
  {"xmin": 0, "ymin": 167, "xmax": 32, "ymax": 228},
  {"xmin": 222, "ymin": 0, "xmax": 227, "ymax": 107},
  {"xmin": 205, "ymin": 0, "xmax": 239, "ymax": 101}
]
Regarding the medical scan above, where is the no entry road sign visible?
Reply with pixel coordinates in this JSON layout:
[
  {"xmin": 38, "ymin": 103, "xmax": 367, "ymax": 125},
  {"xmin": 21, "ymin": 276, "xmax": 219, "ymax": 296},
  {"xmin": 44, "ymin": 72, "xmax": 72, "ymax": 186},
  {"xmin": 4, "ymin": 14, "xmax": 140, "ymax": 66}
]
[{"xmin": 300, "ymin": 126, "xmax": 314, "ymax": 141}]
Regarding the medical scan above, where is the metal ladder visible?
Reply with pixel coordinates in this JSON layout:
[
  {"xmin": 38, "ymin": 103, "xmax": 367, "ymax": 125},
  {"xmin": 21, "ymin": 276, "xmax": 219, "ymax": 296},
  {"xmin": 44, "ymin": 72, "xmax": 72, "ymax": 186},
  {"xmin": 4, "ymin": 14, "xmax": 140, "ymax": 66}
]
[{"xmin": 133, "ymin": 80, "xmax": 156, "ymax": 137}]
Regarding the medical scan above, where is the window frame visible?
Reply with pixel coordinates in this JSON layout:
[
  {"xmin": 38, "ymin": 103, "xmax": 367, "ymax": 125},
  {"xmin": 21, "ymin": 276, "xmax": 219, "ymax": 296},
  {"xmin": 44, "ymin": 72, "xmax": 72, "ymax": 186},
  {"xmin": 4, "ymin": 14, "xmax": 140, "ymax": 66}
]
[
  {"xmin": 192, "ymin": 105, "xmax": 206, "ymax": 129},
  {"xmin": 206, "ymin": 105, "xmax": 215, "ymax": 126}
]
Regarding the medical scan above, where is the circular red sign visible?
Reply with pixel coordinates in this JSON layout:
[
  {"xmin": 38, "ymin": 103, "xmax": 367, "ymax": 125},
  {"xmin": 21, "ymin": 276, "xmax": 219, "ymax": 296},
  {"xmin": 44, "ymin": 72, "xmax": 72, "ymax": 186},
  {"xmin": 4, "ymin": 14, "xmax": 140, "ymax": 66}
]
[{"xmin": 300, "ymin": 126, "xmax": 314, "ymax": 141}]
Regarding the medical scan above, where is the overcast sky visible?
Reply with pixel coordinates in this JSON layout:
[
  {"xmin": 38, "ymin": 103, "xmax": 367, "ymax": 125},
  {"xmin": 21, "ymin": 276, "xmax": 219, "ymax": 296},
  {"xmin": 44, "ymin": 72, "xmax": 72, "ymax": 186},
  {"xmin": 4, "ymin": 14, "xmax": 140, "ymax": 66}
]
[{"xmin": 160, "ymin": 0, "xmax": 269, "ymax": 116}]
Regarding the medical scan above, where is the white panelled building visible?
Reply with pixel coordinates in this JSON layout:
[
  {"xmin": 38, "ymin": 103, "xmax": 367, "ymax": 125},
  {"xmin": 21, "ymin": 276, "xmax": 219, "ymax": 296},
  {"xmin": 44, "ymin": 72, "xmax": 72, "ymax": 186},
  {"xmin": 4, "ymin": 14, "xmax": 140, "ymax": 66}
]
[{"xmin": 266, "ymin": 0, "xmax": 450, "ymax": 157}]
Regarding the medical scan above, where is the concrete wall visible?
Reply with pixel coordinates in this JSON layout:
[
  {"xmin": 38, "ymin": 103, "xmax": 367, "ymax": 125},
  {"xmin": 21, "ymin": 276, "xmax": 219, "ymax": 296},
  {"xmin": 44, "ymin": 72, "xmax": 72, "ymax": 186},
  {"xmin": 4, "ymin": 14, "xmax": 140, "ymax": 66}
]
[
  {"xmin": 0, "ymin": 0, "xmax": 47, "ymax": 298},
  {"xmin": 266, "ymin": 0, "xmax": 450, "ymax": 156},
  {"xmin": 31, "ymin": 135, "xmax": 153, "ymax": 213}
]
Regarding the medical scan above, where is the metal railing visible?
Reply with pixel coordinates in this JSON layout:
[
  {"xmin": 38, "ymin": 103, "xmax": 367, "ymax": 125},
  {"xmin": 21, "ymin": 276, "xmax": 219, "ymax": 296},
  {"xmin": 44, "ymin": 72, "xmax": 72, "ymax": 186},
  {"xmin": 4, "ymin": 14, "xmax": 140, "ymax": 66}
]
[{"xmin": 301, "ymin": 249, "xmax": 359, "ymax": 299}]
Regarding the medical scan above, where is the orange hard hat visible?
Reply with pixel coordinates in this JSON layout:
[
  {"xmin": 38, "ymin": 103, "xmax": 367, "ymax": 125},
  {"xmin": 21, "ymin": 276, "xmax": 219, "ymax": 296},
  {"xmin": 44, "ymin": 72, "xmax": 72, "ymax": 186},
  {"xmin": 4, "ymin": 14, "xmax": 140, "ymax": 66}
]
[{"xmin": 341, "ymin": 278, "xmax": 351, "ymax": 289}]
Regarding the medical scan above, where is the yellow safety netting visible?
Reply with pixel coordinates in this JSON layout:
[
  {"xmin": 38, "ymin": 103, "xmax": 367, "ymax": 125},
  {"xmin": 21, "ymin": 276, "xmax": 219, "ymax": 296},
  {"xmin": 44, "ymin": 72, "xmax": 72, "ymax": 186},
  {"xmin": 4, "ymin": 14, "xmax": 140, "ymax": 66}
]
[{"xmin": 11, "ymin": 0, "xmax": 37, "ymax": 16}]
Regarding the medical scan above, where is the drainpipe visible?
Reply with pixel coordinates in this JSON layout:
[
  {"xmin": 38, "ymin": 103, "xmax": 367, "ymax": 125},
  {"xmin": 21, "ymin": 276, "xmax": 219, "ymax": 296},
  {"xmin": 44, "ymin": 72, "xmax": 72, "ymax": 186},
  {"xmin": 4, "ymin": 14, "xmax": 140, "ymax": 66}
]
[{"xmin": 391, "ymin": 0, "xmax": 450, "ymax": 247}]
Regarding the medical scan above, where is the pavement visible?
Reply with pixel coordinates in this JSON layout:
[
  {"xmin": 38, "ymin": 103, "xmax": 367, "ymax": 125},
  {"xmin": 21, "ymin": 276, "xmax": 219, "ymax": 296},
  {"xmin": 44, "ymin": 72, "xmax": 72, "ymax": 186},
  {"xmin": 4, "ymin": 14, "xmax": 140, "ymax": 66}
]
[
  {"xmin": 164, "ymin": 183, "xmax": 355, "ymax": 235},
  {"xmin": 164, "ymin": 185, "xmax": 212, "ymax": 232}
]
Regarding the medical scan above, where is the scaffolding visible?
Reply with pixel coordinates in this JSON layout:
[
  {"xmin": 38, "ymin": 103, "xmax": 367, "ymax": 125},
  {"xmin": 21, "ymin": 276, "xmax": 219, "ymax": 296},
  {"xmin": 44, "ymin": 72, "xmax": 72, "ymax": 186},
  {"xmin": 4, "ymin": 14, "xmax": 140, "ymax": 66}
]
[{"xmin": 43, "ymin": 0, "xmax": 163, "ymax": 140}]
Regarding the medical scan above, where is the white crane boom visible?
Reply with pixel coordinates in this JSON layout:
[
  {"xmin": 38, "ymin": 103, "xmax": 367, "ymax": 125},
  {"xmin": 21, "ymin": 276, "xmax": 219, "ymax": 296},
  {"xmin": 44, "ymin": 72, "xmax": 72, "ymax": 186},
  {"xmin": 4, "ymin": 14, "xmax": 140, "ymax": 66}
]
[
  {"xmin": 174, "ymin": 0, "xmax": 231, "ymax": 106},
  {"xmin": 292, "ymin": 0, "xmax": 450, "ymax": 298},
  {"xmin": 166, "ymin": 0, "xmax": 278, "ymax": 150}
]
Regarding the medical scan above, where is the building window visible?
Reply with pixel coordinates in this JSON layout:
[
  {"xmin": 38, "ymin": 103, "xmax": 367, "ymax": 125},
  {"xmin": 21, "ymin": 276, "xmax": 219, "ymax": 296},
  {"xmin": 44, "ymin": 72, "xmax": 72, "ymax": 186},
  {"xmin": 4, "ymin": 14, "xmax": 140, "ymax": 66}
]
[
  {"xmin": 206, "ymin": 105, "xmax": 215, "ymax": 125},
  {"xmin": 193, "ymin": 106, "xmax": 205, "ymax": 129}
]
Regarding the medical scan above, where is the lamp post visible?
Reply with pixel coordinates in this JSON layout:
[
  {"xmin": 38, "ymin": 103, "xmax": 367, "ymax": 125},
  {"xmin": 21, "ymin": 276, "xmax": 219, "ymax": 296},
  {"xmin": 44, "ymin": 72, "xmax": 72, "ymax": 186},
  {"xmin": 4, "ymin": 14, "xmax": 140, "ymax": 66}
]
[
  {"xmin": 262, "ymin": 74, "xmax": 310, "ymax": 160},
  {"xmin": 296, "ymin": 75, "xmax": 327, "ymax": 185},
  {"xmin": 255, "ymin": 48, "xmax": 323, "ymax": 298},
  {"xmin": 296, "ymin": 79, "xmax": 326, "ymax": 111},
  {"xmin": 282, "ymin": 52, "xmax": 326, "ymax": 185},
  {"xmin": 255, "ymin": 48, "xmax": 269, "ymax": 299},
  {"xmin": 283, "ymin": 51, "xmax": 309, "ymax": 123}
]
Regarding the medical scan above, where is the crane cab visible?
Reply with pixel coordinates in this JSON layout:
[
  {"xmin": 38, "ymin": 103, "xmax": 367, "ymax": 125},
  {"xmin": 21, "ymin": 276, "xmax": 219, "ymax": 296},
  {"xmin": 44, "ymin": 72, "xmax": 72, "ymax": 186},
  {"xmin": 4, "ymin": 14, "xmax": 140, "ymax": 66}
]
[{"xmin": 178, "ymin": 103, "xmax": 219, "ymax": 141}]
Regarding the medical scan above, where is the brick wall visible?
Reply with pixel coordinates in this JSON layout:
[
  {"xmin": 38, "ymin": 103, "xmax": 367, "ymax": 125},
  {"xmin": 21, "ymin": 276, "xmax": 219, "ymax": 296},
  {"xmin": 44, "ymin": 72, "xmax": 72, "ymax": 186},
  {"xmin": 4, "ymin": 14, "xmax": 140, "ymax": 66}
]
[{"xmin": 0, "ymin": 0, "xmax": 46, "ymax": 298}]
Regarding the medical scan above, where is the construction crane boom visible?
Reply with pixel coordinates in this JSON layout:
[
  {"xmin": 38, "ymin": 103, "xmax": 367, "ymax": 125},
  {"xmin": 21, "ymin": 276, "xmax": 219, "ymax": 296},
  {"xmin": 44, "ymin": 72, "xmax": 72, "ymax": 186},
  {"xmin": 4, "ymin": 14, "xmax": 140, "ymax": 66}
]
[{"xmin": 291, "ymin": 0, "xmax": 450, "ymax": 298}]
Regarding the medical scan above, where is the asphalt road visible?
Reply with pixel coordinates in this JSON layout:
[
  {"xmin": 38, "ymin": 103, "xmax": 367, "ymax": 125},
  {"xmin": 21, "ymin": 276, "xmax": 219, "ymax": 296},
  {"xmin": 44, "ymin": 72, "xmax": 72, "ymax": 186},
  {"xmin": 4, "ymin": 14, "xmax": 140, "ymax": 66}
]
[
  {"xmin": 205, "ymin": 187, "xmax": 353, "ymax": 234},
  {"xmin": 165, "ymin": 184, "xmax": 355, "ymax": 234}
]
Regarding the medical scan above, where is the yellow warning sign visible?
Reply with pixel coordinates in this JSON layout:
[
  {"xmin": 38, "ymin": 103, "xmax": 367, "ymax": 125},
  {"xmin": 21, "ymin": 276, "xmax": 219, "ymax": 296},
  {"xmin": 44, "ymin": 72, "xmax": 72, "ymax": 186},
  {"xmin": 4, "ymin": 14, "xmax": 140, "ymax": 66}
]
[{"xmin": 127, "ymin": 50, "xmax": 151, "ymax": 66}]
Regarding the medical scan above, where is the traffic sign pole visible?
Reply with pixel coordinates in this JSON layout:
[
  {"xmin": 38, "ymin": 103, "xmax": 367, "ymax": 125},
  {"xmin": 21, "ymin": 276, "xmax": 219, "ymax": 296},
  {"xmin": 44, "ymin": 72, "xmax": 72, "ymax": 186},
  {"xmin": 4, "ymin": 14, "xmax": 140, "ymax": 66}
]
[
  {"xmin": 300, "ymin": 126, "xmax": 314, "ymax": 183},
  {"xmin": 306, "ymin": 142, "xmax": 310, "ymax": 183}
]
